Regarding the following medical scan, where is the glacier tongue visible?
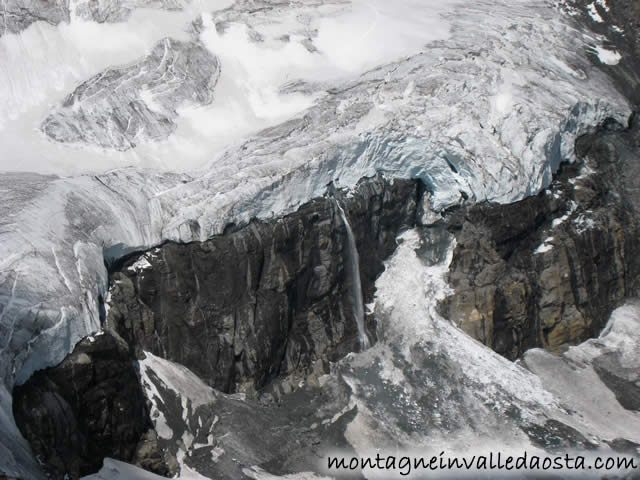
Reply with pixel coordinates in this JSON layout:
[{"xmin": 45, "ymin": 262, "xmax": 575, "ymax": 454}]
[{"xmin": 0, "ymin": 0, "xmax": 634, "ymax": 477}]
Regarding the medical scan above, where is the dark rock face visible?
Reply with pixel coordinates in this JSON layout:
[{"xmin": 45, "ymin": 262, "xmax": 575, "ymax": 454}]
[
  {"xmin": 12, "ymin": 333, "xmax": 152, "ymax": 480},
  {"xmin": 9, "ymin": 176, "xmax": 421, "ymax": 479},
  {"xmin": 42, "ymin": 38, "xmax": 220, "ymax": 151},
  {"xmin": 106, "ymin": 176, "xmax": 419, "ymax": 393},
  {"xmin": 135, "ymin": 351, "xmax": 358, "ymax": 480},
  {"xmin": 522, "ymin": 419, "xmax": 599, "ymax": 453},
  {"xmin": 440, "ymin": 117, "xmax": 640, "ymax": 359},
  {"xmin": 593, "ymin": 351, "xmax": 640, "ymax": 412},
  {"xmin": 16, "ymin": 134, "xmax": 640, "ymax": 478},
  {"xmin": 562, "ymin": 0, "xmax": 640, "ymax": 104}
]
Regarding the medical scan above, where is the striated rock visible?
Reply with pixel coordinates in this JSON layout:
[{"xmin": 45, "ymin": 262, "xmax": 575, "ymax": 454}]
[
  {"xmin": 593, "ymin": 353, "xmax": 640, "ymax": 412},
  {"xmin": 12, "ymin": 332, "xmax": 156, "ymax": 480},
  {"xmin": 203, "ymin": 0, "xmax": 340, "ymax": 55},
  {"xmin": 440, "ymin": 117, "xmax": 640, "ymax": 358},
  {"xmin": 0, "ymin": 0, "xmax": 69, "ymax": 36},
  {"xmin": 0, "ymin": 0, "xmax": 189, "ymax": 37},
  {"xmin": 106, "ymin": 175, "xmax": 418, "ymax": 393},
  {"xmin": 73, "ymin": 0, "xmax": 185, "ymax": 23},
  {"xmin": 41, "ymin": 38, "xmax": 220, "ymax": 151}
]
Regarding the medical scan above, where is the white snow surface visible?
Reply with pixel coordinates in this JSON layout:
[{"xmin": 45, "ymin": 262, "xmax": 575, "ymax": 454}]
[
  {"xmin": 534, "ymin": 236, "xmax": 555, "ymax": 255},
  {"xmin": 81, "ymin": 459, "xmax": 168, "ymax": 480},
  {"xmin": 593, "ymin": 45, "xmax": 622, "ymax": 65},
  {"xmin": 587, "ymin": 2, "xmax": 603, "ymax": 23},
  {"xmin": 81, "ymin": 458, "xmax": 226, "ymax": 480},
  {"xmin": 140, "ymin": 351, "xmax": 217, "ymax": 412},
  {"xmin": 0, "ymin": 0, "xmax": 634, "ymax": 477},
  {"xmin": 523, "ymin": 302, "xmax": 640, "ymax": 445},
  {"xmin": 337, "ymin": 231, "xmax": 556, "ymax": 459},
  {"xmin": 328, "ymin": 231, "xmax": 640, "ymax": 478},
  {"xmin": 0, "ymin": 0, "xmax": 454, "ymax": 175}
]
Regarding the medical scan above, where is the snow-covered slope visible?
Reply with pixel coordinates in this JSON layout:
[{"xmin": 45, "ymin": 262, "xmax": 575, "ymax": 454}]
[
  {"xmin": 0, "ymin": 0, "xmax": 634, "ymax": 477},
  {"xmin": 523, "ymin": 301, "xmax": 640, "ymax": 444}
]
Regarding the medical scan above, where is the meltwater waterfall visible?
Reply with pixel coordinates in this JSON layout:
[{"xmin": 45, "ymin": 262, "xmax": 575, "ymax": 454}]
[{"xmin": 334, "ymin": 200, "xmax": 371, "ymax": 350}]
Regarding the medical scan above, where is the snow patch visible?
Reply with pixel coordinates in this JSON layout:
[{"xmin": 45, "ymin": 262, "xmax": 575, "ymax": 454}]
[
  {"xmin": 128, "ymin": 256, "xmax": 152, "ymax": 273},
  {"xmin": 574, "ymin": 214, "xmax": 595, "ymax": 234},
  {"xmin": 140, "ymin": 351, "xmax": 217, "ymax": 410},
  {"xmin": 592, "ymin": 46, "xmax": 622, "ymax": 65},
  {"xmin": 534, "ymin": 237, "xmax": 555, "ymax": 255},
  {"xmin": 587, "ymin": 3, "xmax": 603, "ymax": 23},
  {"xmin": 551, "ymin": 200, "xmax": 577, "ymax": 228},
  {"xmin": 81, "ymin": 458, "xmax": 220, "ymax": 479}
]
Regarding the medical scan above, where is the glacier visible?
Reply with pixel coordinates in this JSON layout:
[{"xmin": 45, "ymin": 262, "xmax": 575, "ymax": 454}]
[{"xmin": 0, "ymin": 0, "xmax": 636, "ymax": 477}]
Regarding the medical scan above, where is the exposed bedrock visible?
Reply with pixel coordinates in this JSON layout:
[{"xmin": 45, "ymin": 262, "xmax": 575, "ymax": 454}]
[
  {"xmin": 0, "ymin": 0, "xmax": 187, "ymax": 37},
  {"xmin": 105, "ymin": 111, "xmax": 640, "ymax": 387},
  {"xmin": 72, "ymin": 0, "xmax": 186, "ymax": 23},
  {"xmin": 106, "ymin": 175, "xmax": 419, "ymax": 394},
  {"xmin": 133, "ymin": 352, "xmax": 357, "ymax": 480},
  {"xmin": 11, "ymin": 332, "xmax": 164, "ymax": 480},
  {"xmin": 0, "ymin": 0, "xmax": 69, "ymax": 36},
  {"xmin": 13, "ymin": 122, "xmax": 640, "ymax": 477},
  {"xmin": 440, "ymin": 115, "xmax": 640, "ymax": 359},
  {"xmin": 562, "ymin": 0, "xmax": 640, "ymax": 105},
  {"xmin": 41, "ymin": 37, "xmax": 220, "ymax": 151}
]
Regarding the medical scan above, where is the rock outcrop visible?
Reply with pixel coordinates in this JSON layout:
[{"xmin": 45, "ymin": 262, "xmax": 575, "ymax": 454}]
[
  {"xmin": 72, "ymin": 0, "xmax": 185, "ymax": 23},
  {"xmin": 13, "ymin": 140, "xmax": 640, "ymax": 477},
  {"xmin": 12, "ymin": 332, "xmax": 156, "ymax": 480},
  {"xmin": 133, "ymin": 351, "xmax": 357, "ymax": 480},
  {"xmin": 42, "ymin": 38, "xmax": 220, "ymax": 151},
  {"xmin": 561, "ymin": 0, "xmax": 640, "ymax": 104},
  {"xmin": 0, "ymin": 0, "xmax": 69, "ymax": 36},
  {"xmin": 440, "ymin": 116, "xmax": 640, "ymax": 359},
  {"xmin": 106, "ymin": 175, "xmax": 419, "ymax": 393},
  {"xmin": 4, "ymin": 1, "xmax": 640, "ymax": 479},
  {"xmin": 0, "ymin": 0, "xmax": 188, "ymax": 37}
]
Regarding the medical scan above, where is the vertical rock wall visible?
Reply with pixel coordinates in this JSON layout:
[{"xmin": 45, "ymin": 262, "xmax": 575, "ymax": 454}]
[
  {"xmin": 440, "ymin": 118, "xmax": 640, "ymax": 358},
  {"xmin": 12, "ymin": 333, "xmax": 154, "ymax": 479},
  {"xmin": 106, "ymin": 176, "xmax": 419, "ymax": 393}
]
